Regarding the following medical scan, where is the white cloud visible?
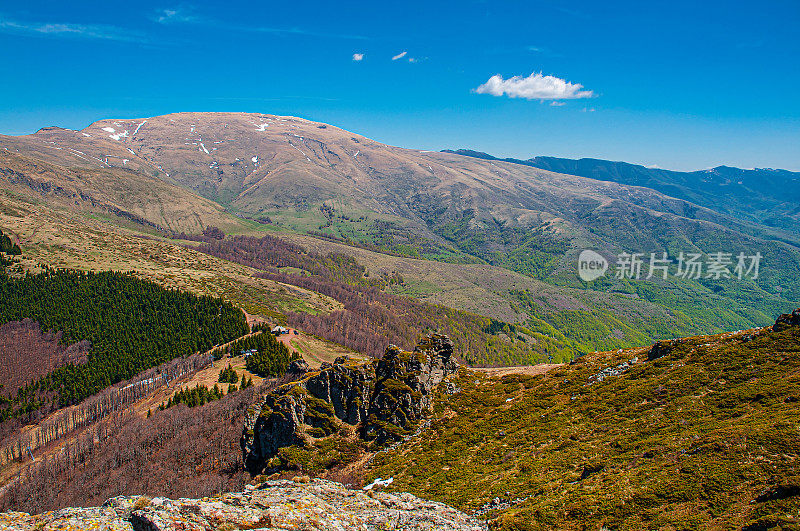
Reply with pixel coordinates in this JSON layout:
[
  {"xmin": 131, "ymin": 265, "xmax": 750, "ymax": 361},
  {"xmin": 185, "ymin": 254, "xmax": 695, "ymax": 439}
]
[
  {"xmin": 391, "ymin": 51, "xmax": 407, "ymax": 61},
  {"xmin": 408, "ymin": 57, "xmax": 417, "ymax": 63},
  {"xmin": 352, "ymin": 53, "xmax": 364, "ymax": 61},
  {"xmin": 474, "ymin": 72, "xmax": 594, "ymax": 101},
  {"xmin": 550, "ymin": 101, "xmax": 566, "ymax": 106}
]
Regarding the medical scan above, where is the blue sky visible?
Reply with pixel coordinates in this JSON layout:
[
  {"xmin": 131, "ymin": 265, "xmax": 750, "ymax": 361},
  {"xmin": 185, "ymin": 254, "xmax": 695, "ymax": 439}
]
[{"xmin": 1, "ymin": 0, "xmax": 798, "ymax": 171}]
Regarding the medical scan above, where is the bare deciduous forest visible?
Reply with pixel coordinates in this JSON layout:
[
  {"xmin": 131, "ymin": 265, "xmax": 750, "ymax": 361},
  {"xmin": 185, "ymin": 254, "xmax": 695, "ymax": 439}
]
[
  {"xmin": 0, "ymin": 351, "xmax": 215, "ymax": 466},
  {"xmin": 0, "ymin": 319, "xmax": 89, "ymax": 396},
  {"xmin": 0, "ymin": 382, "xmax": 280, "ymax": 513}
]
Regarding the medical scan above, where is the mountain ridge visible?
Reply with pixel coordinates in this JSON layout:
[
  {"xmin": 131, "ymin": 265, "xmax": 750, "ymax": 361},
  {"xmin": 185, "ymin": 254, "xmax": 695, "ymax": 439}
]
[{"xmin": 442, "ymin": 149, "xmax": 800, "ymax": 239}]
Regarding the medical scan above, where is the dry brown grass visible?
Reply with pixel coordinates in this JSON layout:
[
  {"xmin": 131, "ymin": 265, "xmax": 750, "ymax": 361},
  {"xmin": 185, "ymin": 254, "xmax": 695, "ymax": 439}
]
[{"xmin": 285, "ymin": 332, "xmax": 367, "ymax": 369}]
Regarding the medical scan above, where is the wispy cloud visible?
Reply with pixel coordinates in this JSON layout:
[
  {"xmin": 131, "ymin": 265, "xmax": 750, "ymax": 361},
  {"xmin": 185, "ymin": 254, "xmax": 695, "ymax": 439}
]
[
  {"xmin": 525, "ymin": 45, "xmax": 562, "ymax": 57},
  {"xmin": 0, "ymin": 16, "xmax": 146, "ymax": 42},
  {"xmin": 352, "ymin": 53, "xmax": 364, "ymax": 61},
  {"xmin": 391, "ymin": 51, "xmax": 407, "ymax": 61},
  {"xmin": 150, "ymin": 8, "xmax": 367, "ymax": 40},
  {"xmin": 154, "ymin": 7, "xmax": 197, "ymax": 24},
  {"xmin": 474, "ymin": 72, "xmax": 594, "ymax": 101},
  {"xmin": 550, "ymin": 101, "xmax": 566, "ymax": 106}
]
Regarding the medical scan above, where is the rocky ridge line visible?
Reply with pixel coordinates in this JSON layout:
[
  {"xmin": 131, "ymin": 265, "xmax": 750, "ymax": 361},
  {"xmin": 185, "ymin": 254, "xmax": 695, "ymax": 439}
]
[{"xmin": 0, "ymin": 478, "xmax": 487, "ymax": 530}]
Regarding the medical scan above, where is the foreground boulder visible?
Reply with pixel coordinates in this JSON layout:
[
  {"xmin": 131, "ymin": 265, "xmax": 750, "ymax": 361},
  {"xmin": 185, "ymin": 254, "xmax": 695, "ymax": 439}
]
[
  {"xmin": 242, "ymin": 334, "xmax": 457, "ymax": 474},
  {"xmin": 0, "ymin": 478, "xmax": 487, "ymax": 531}
]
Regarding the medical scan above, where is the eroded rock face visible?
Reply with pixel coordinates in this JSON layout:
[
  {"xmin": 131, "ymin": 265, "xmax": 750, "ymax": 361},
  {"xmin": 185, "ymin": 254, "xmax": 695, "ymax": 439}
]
[
  {"xmin": 774, "ymin": 308, "xmax": 800, "ymax": 332},
  {"xmin": 0, "ymin": 479, "xmax": 487, "ymax": 531},
  {"xmin": 242, "ymin": 334, "xmax": 458, "ymax": 475}
]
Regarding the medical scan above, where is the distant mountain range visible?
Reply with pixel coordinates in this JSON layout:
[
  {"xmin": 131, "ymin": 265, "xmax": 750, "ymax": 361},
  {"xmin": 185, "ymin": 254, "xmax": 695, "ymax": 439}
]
[
  {"xmin": 442, "ymin": 149, "xmax": 800, "ymax": 239},
  {"xmin": 1, "ymin": 112, "xmax": 799, "ymax": 356}
]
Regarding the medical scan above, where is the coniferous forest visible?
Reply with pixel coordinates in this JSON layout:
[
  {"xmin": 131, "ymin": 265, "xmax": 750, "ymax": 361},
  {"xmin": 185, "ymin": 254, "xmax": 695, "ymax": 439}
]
[
  {"xmin": 160, "ymin": 383, "xmax": 225, "ymax": 409},
  {"xmin": 222, "ymin": 332, "xmax": 299, "ymax": 378},
  {"xmin": 0, "ymin": 268, "xmax": 249, "ymax": 420}
]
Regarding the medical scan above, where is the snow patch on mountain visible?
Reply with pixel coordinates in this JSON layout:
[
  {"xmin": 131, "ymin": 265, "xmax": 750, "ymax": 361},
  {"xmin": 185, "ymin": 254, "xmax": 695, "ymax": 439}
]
[{"xmin": 132, "ymin": 121, "xmax": 147, "ymax": 137}]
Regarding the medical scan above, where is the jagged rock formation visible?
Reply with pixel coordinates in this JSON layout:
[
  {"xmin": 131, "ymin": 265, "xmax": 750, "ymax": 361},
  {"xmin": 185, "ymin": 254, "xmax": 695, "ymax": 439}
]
[
  {"xmin": 242, "ymin": 334, "xmax": 457, "ymax": 474},
  {"xmin": 0, "ymin": 478, "xmax": 487, "ymax": 530},
  {"xmin": 774, "ymin": 308, "xmax": 800, "ymax": 332}
]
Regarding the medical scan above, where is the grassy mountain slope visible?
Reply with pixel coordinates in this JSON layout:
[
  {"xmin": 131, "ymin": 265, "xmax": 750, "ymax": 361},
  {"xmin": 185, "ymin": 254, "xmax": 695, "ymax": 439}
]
[
  {"xmin": 366, "ymin": 320, "xmax": 800, "ymax": 530},
  {"xmin": 3, "ymin": 113, "xmax": 795, "ymax": 268},
  {"xmin": 280, "ymin": 233, "xmax": 797, "ymax": 356}
]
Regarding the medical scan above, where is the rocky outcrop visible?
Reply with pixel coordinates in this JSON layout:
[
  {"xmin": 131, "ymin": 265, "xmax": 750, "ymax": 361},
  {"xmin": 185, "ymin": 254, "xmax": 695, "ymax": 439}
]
[
  {"xmin": 242, "ymin": 334, "xmax": 458, "ymax": 475},
  {"xmin": 647, "ymin": 338, "xmax": 684, "ymax": 361},
  {"xmin": 1, "ymin": 478, "xmax": 487, "ymax": 530},
  {"xmin": 774, "ymin": 308, "xmax": 800, "ymax": 332}
]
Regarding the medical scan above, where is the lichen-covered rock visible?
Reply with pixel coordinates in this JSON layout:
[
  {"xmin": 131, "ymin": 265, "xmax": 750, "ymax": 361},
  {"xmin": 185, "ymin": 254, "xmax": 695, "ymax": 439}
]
[
  {"xmin": 242, "ymin": 334, "xmax": 457, "ymax": 475},
  {"xmin": 0, "ymin": 505, "xmax": 131, "ymax": 531},
  {"xmin": 0, "ymin": 479, "xmax": 487, "ymax": 531}
]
